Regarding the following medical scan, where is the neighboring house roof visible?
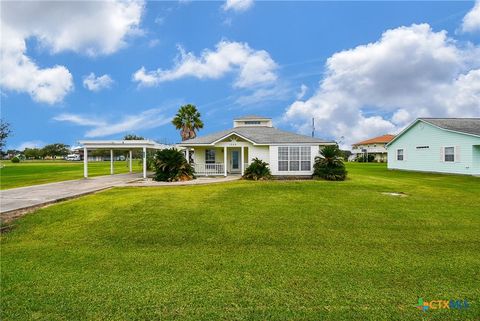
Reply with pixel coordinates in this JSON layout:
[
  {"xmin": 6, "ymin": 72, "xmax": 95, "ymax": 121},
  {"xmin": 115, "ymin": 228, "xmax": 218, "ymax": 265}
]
[
  {"xmin": 352, "ymin": 134, "xmax": 395, "ymax": 146},
  {"xmin": 180, "ymin": 126, "xmax": 334, "ymax": 145},
  {"xmin": 387, "ymin": 118, "xmax": 480, "ymax": 147},
  {"xmin": 234, "ymin": 115, "xmax": 271, "ymax": 120},
  {"xmin": 419, "ymin": 118, "xmax": 480, "ymax": 136}
]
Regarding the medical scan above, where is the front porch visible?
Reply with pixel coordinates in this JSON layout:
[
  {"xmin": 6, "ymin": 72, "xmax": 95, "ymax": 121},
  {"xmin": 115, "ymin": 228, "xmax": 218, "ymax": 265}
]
[{"xmin": 185, "ymin": 145, "xmax": 250, "ymax": 177}]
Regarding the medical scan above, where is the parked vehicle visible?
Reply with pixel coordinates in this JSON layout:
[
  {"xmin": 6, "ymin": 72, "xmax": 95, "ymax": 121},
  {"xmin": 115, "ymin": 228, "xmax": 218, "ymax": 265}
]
[{"xmin": 65, "ymin": 154, "xmax": 81, "ymax": 161}]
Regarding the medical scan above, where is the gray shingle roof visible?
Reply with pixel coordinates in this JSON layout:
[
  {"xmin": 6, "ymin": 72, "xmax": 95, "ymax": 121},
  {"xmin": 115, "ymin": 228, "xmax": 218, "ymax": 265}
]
[
  {"xmin": 180, "ymin": 126, "xmax": 334, "ymax": 145},
  {"xmin": 420, "ymin": 118, "xmax": 480, "ymax": 136}
]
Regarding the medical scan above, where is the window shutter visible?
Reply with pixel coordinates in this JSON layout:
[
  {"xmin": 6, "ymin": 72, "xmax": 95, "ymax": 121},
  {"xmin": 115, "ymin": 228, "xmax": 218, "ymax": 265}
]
[
  {"xmin": 455, "ymin": 146, "xmax": 461, "ymax": 162},
  {"xmin": 440, "ymin": 147, "xmax": 444, "ymax": 162}
]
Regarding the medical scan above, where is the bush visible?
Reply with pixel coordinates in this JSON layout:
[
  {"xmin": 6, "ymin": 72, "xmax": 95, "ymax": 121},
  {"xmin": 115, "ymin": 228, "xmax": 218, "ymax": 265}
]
[
  {"xmin": 11, "ymin": 156, "xmax": 20, "ymax": 163},
  {"xmin": 313, "ymin": 145, "xmax": 347, "ymax": 181},
  {"xmin": 153, "ymin": 148, "xmax": 194, "ymax": 182},
  {"xmin": 355, "ymin": 154, "xmax": 375, "ymax": 162},
  {"xmin": 243, "ymin": 158, "xmax": 272, "ymax": 180}
]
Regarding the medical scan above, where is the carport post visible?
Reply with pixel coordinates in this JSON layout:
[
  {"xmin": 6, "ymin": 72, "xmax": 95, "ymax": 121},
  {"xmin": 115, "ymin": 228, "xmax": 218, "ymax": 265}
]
[
  {"xmin": 83, "ymin": 147, "xmax": 88, "ymax": 178},
  {"xmin": 143, "ymin": 147, "xmax": 147, "ymax": 179},
  {"xmin": 129, "ymin": 150, "xmax": 132, "ymax": 173},
  {"xmin": 110, "ymin": 149, "xmax": 114, "ymax": 175}
]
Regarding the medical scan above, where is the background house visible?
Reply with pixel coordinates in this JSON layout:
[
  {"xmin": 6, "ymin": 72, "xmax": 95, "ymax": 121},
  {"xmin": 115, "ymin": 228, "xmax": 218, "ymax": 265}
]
[
  {"xmin": 179, "ymin": 116, "xmax": 335, "ymax": 177},
  {"xmin": 351, "ymin": 134, "xmax": 395, "ymax": 162},
  {"xmin": 387, "ymin": 118, "xmax": 480, "ymax": 175}
]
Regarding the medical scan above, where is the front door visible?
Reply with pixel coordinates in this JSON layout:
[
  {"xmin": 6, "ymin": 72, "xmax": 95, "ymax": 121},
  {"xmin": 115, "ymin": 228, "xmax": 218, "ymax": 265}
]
[{"xmin": 230, "ymin": 150, "xmax": 240, "ymax": 173}]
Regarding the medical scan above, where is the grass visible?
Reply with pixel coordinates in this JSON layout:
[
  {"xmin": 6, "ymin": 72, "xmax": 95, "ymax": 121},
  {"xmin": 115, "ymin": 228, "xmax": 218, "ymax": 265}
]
[
  {"xmin": 0, "ymin": 160, "xmax": 142, "ymax": 190},
  {"xmin": 1, "ymin": 163, "xmax": 479, "ymax": 320}
]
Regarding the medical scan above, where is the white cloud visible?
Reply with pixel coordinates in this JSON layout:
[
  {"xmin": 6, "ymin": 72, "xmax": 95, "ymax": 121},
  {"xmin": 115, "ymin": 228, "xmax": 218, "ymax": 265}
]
[
  {"xmin": 133, "ymin": 41, "xmax": 278, "ymax": 89},
  {"xmin": 148, "ymin": 39, "xmax": 161, "ymax": 48},
  {"xmin": 16, "ymin": 140, "xmax": 45, "ymax": 150},
  {"xmin": 0, "ymin": 1, "xmax": 144, "ymax": 104},
  {"xmin": 283, "ymin": 24, "xmax": 480, "ymax": 148},
  {"xmin": 83, "ymin": 73, "xmax": 114, "ymax": 92},
  {"xmin": 223, "ymin": 0, "xmax": 254, "ymax": 12},
  {"xmin": 296, "ymin": 84, "xmax": 308, "ymax": 100},
  {"xmin": 461, "ymin": 0, "xmax": 480, "ymax": 33},
  {"xmin": 54, "ymin": 108, "xmax": 171, "ymax": 138}
]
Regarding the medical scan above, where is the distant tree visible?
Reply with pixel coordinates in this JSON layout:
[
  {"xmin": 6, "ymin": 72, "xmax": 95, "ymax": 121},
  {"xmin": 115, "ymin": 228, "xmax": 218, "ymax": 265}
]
[
  {"xmin": 24, "ymin": 148, "xmax": 44, "ymax": 159},
  {"xmin": 0, "ymin": 119, "xmax": 12, "ymax": 151},
  {"xmin": 340, "ymin": 150, "xmax": 352, "ymax": 161},
  {"xmin": 172, "ymin": 104, "xmax": 204, "ymax": 141},
  {"xmin": 123, "ymin": 134, "xmax": 145, "ymax": 140},
  {"xmin": 42, "ymin": 143, "xmax": 70, "ymax": 158}
]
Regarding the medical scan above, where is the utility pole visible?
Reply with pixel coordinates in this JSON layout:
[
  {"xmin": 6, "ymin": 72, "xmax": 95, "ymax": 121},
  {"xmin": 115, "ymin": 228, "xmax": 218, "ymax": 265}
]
[{"xmin": 311, "ymin": 118, "xmax": 315, "ymax": 137}]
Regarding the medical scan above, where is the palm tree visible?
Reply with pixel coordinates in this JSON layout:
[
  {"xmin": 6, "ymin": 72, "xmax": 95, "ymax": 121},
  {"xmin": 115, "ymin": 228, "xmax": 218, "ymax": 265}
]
[
  {"xmin": 313, "ymin": 145, "xmax": 347, "ymax": 181},
  {"xmin": 172, "ymin": 104, "xmax": 204, "ymax": 141}
]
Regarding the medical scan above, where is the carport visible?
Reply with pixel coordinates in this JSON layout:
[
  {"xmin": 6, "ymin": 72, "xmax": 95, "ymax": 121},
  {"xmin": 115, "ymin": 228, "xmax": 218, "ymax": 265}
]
[{"xmin": 79, "ymin": 140, "xmax": 170, "ymax": 179}]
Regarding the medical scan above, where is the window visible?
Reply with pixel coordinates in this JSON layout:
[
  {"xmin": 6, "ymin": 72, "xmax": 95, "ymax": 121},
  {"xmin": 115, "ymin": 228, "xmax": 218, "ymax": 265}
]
[
  {"xmin": 300, "ymin": 147, "xmax": 311, "ymax": 170},
  {"xmin": 278, "ymin": 146, "xmax": 311, "ymax": 171},
  {"xmin": 244, "ymin": 121, "xmax": 261, "ymax": 125},
  {"xmin": 205, "ymin": 149, "xmax": 215, "ymax": 164},
  {"xmin": 278, "ymin": 147, "xmax": 289, "ymax": 171},
  {"xmin": 290, "ymin": 147, "xmax": 300, "ymax": 171},
  {"xmin": 444, "ymin": 147, "xmax": 455, "ymax": 162},
  {"xmin": 397, "ymin": 149, "xmax": 404, "ymax": 161}
]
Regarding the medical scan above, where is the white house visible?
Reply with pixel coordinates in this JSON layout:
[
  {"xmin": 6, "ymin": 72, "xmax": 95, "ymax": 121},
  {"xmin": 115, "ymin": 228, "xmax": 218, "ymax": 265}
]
[
  {"xmin": 351, "ymin": 134, "xmax": 395, "ymax": 162},
  {"xmin": 387, "ymin": 118, "xmax": 480, "ymax": 175},
  {"xmin": 179, "ymin": 115, "xmax": 335, "ymax": 177}
]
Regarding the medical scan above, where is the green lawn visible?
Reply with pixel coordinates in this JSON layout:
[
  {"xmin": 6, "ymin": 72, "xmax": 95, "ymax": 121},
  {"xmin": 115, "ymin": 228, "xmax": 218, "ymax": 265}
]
[
  {"xmin": 0, "ymin": 160, "xmax": 142, "ymax": 190},
  {"xmin": 1, "ymin": 163, "xmax": 479, "ymax": 320}
]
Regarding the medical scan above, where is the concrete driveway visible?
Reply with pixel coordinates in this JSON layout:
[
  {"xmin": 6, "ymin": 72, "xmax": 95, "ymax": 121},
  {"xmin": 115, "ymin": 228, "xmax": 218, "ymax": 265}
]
[{"xmin": 1, "ymin": 173, "xmax": 143, "ymax": 221}]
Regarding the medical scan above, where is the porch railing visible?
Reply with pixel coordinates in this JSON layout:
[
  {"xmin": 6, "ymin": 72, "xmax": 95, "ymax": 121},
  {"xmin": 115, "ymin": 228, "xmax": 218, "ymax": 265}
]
[{"xmin": 193, "ymin": 163, "xmax": 224, "ymax": 175}]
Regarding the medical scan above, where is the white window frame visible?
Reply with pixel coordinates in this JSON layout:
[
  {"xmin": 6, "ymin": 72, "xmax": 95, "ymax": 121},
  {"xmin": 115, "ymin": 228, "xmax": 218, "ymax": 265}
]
[
  {"xmin": 278, "ymin": 147, "xmax": 289, "ymax": 171},
  {"xmin": 397, "ymin": 149, "xmax": 404, "ymax": 161},
  {"xmin": 278, "ymin": 146, "xmax": 311, "ymax": 172},
  {"xmin": 444, "ymin": 146, "xmax": 455, "ymax": 162}
]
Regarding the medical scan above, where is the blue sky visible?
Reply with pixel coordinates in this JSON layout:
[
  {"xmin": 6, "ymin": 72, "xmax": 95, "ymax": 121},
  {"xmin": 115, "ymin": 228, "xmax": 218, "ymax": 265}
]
[{"xmin": 1, "ymin": 0, "xmax": 479, "ymax": 150}]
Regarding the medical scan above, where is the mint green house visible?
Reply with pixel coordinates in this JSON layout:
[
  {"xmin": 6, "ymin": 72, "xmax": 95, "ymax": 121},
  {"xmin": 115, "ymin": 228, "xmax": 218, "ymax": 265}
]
[{"xmin": 387, "ymin": 118, "xmax": 480, "ymax": 176}]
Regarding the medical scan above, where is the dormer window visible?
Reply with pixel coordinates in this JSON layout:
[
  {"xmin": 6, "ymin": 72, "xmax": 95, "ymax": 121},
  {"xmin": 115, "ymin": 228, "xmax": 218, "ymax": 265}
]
[{"xmin": 244, "ymin": 121, "xmax": 261, "ymax": 125}]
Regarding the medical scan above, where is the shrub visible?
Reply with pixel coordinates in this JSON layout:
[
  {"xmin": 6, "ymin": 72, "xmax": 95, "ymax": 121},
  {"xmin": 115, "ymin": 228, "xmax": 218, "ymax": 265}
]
[
  {"xmin": 153, "ymin": 148, "xmax": 194, "ymax": 182},
  {"xmin": 243, "ymin": 158, "xmax": 272, "ymax": 180},
  {"xmin": 313, "ymin": 145, "xmax": 347, "ymax": 181},
  {"xmin": 355, "ymin": 154, "xmax": 375, "ymax": 162},
  {"xmin": 11, "ymin": 156, "xmax": 20, "ymax": 163}
]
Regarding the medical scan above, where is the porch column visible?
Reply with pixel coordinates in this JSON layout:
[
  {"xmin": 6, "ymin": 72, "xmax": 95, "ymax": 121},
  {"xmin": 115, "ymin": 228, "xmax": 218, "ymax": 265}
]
[
  {"xmin": 83, "ymin": 147, "xmax": 88, "ymax": 178},
  {"xmin": 185, "ymin": 148, "xmax": 190, "ymax": 163},
  {"xmin": 110, "ymin": 149, "xmax": 114, "ymax": 175},
  {"xmin": 129, "ymin": 150, "xmax": 132, "ymax": 173},
  {"xmin": 142, "ymin": 147, "xmax": 147, "ymax": 179},
  {"xmin": 223, "ymin": 146, "xmax": 227, "ymax": 177},
  {"xmin": 241, "ymin": 146, "xmax": 245, "ymax": 176}
]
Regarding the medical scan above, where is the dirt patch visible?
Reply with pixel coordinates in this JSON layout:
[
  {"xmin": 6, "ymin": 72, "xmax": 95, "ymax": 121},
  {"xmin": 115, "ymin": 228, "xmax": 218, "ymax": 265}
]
[{"xmin": 381, "ymin": 192, "xmax": 407, "ymax": 197}]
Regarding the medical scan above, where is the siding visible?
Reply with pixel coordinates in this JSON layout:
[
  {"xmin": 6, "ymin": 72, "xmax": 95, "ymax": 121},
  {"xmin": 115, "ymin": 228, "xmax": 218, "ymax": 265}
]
[
  {"xmin": 387, "ymin": 121, "xmax": 480, "ymax": 175},
  {"xmin": 249, "ymin": 146, "xmax": 270, "ymax": 164}
]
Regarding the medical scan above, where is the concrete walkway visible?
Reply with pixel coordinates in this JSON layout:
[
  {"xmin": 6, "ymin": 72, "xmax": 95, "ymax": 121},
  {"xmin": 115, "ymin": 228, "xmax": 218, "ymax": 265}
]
[
  {"xmin": 0, "ymin": 173, "xmax": 143, "ymax": 221},
  {"xmin": 121, "ymin": 175, "xmax": 241, "ymax": 187}
]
